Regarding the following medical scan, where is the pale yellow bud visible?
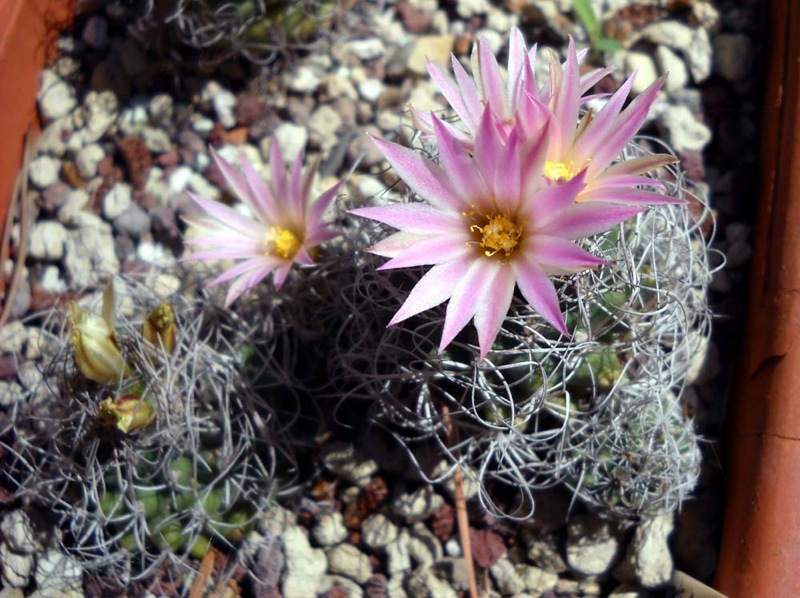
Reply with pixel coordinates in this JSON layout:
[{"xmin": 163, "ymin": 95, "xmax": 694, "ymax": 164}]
[
  {"xmin": 67, "ymin": 302, "xmax": 130, "ymax": 385},
  {"xmin": 143, "ymin": 302, "xmax": 177, "ymax": 354},
  {"xmin": 97, "ymin": 395, "xmax": 154, "ymax": 433}
]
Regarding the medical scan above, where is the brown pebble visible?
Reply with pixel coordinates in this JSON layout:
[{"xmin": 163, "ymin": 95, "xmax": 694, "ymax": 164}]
[{"xmin": 234, "ymin": 95, "xmax": 269, "ymax": 125}]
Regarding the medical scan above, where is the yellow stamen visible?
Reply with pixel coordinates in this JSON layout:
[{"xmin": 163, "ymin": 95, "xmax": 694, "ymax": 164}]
[
  {"xmin": 544, "ymin": 160, "xmax": 578, "ymax": 182},
  {"xmin": 469, "ymin": 213, "xmax": 523, "ymax": 258},
  {"xmin": 263, "ymin": 226, "xmax": 301, "ymax": 259}
]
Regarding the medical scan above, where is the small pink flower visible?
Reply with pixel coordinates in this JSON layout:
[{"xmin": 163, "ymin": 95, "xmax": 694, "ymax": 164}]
[
  {"xmin": 353, "ymin": 107, "xmax": 651, "ymax": 358},
  {"xmin": 183, "ymin": 142, "xmax": 343, "ymax": 306},
  {"xmin": 538, "ymin": 38, "xmax": 678, "ymax": 207}
]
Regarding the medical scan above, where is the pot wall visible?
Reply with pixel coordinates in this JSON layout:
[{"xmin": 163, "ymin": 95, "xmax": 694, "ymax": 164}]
[
  {"xmin": 714, "ymin": 0, "xmax": 800, "ymax": 594},
  {"xmin": 0, "ymin": 0, "xmax": 75, "ymax": 224}
]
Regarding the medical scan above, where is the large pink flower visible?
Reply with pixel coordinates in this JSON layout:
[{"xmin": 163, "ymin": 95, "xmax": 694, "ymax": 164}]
[
  {"xmin": 183, "ymin": 141, "xmax": 343, "ymax": 306},
  {"xmin": 352, "ymin": 107, "xmax": 653, "ymax": 358}
]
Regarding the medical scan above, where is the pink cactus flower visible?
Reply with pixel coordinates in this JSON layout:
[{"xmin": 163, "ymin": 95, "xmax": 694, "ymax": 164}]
[
  {"xmin": 538, "ymin": 39, "xmax": 678, "ymax": 207},
  {"xmin": 413, "ymin": 29, "xmax": 679, "ymax": 207},
  {"xmin": 352, "ymin": 107, "xmax": 656, "ymax": 358},
  {"xmin": 410, "ymin": 27, "xmax": 613, "ymax": 147},
  {"xmin": 183, "ymin": 142, "xmax": 343, "ymax": 306}
]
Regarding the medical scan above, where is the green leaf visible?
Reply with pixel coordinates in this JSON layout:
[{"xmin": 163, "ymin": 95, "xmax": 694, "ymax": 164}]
[
  {"xmin": 595, "ymin": 37, "xmax": 623, "ymax": 53},
  {"xmin": 572, "ymin": 0, "xmax": 601, "ymax": 39}
]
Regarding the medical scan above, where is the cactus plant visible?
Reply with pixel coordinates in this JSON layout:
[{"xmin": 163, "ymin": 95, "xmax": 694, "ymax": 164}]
[
  {"xmin": 335, "ymin": 142, "xmax": 713, "ymax": 519},
  {"xmin": 7, "ymin": 271, "xmax": 294, "ymax": 582},
  {"xmin": 130, "ymin": 0, "xmax": 345, "ymax": 68}
]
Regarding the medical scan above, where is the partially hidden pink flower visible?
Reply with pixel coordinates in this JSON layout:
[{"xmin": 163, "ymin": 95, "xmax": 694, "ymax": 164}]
[
  {"xmin": 183, "ymin": 142, "xmax": 343, "ymax": 306},
  {"xmin": 538, "ymin": 38, "xmax": 679, "ymax": 207},
  {"xmin": 413, "ymin": 30, "xmax": 679, "ymax": 207},
  {"xmin": 410, "ymin": 27, "xmax": 613, "ymax": 147},
  {"xmin": 352, "ymin": 106, "xmax": 651, "ymax": 359}
]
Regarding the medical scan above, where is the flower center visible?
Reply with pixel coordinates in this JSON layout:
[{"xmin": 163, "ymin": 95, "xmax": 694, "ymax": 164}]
[
  {"xmin": 263, "ymin": 226, "xmax": 301, "ymax": 259},
  {"xmin": 470, "ymin": 213, "xmax": 523, "ymax": 258},
  {"xmin": 545, "ymin": 160, "xmax": 578, "ymax": 182}
]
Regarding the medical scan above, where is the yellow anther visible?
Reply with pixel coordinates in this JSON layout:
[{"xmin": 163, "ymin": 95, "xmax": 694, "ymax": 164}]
[
  {"xmin": 544, "ymin": 160, "xmax": 578, "ymax": 182},
  {"xmin": 263, "ymin": 226, "xmax": 301, "ymax": 260},
  {"xmin": 470, "ymin": 213, "xmax": 523, "ymax": 258}
]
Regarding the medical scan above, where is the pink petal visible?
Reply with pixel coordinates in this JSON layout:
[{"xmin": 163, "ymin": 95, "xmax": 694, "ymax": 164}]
[
  {"xmin": 476, "ymin": 37, "xmax": 509, "ymax": 118},
  {"xmin": 350, "ymin": 204, "xmax": 463, "ymax": 234},
  {"xmin": 239, "ymin": 156, "xmax": 279, "ymax": 224},
  {"xmin": 409, "ymin": 108, "xmax": 435, "ymax": 134},
  {"xmin": 293, "ymin": 246, "xmax": 314, "ymax": 266},
  {"xmin": 224, "ymin": 274, "xmax": 257, "ymax": 307},
  {"xmin": 388, "ymin": 259, "xmax": 471, "ymax": 325},
  {"xmin": 603, "ymin": 153, "xmax": 679, "ymax": 177},
  {"xmin": 451, "ymin": 55, "xmax": 483, "ymax": 132},
  {"xmin": 427, "ymin": 59, "xmax": 472, "ymax": 126},
  {"xmin": 525, "ymin": 235, "xmax": 605, "ymax": 274},
  {"xmin": 578, "ymin": 186, "xmax": 683, "ymax": 205},
  {"xmin": 209, "ymin": 257, "xmax": 278, "ymax": 288},
  {"xmin": 223, "ymin": 261, "xmax": 281, "ymax": 306},
  {"xmin": 210, "ymin": 149, "xmax": 256, "ymax": 206},
  {"xmin": 439, "ymin": 259, "xmax": 494, "ymax": 351},
  {"xmin": 493, "ymin": 126, "xmax": 521, "ymax": 211},
  {"xmin": 551, "ymin": 38, "xmax": 581, "ymax": 155},
  {"xmin": 583, "ymin": 76, "xmax": 666, "ymax": 175},
  {"xmin": 517, "ymin": 90, "xmax": 550, "ymax": 139},
  {"xmin": 272, "ymin": 261, "xmax": 293, "ymax": 289},
  {"xmin": 369, "ymin": 135, "xmax": 464, "ymax": 210},
  {"xmin": 432, "ymin": 115, "xmax": 490, "ymax": 204},
  {"xmin": 473, "ymin": 266, "xmax": 516, "ymax": 358},
  {"xmin": 519, "ymin": 116, "xmax": 551, "ymax": 199},
  {"xmin": 539, "ymin": 203, "xmax": 644, "ymax": 239},
  {"xmin": 474, "ymin": 105, "xmax": 504, "ymax": 196},
  {"xmin": 188, "ymin": 193, "xmax": 263, "ymax": 237},
  {"xmin": 590, "ymin": 173, "xmax": 666, "ymax": 191},
  {"xmin": 183, "ymin": 247, "xmax": 262, "ymax": 261},
  {"xmin": 377, "ymin": 234, "xmax": 472, "ymax": 270},
  {"xmin": 511, "ymin": 257, "xmax": 568, "ymax": 335},
  {"xmin": 288, "ymin": 147, "xmax": 307, "ymax": 222},
  {"xmin": 521, "ymin": 169, "xmax": 587, "ymax": 230},
  {"xmin": 305, "ymin": 227, "xmax": 338, "ymax": 246},
  {"xmin": 571, "ymin": 72, "xmax": 635, "ymax": 157},
  {"xmin": 185, "ymin": 229, "xmax": 264, "ymax": 248},
  {"xmin": 369, "ymin": 231, "xmax": 429, "ymax": 257},
  {"xmin": 507, "ymin": 27, "xmax": 527, "ymax": 106},
  {"xmin": 269, "ymin": 139, "xmax": 287, "ymax": 201},
  {"xmin": 579, "ymin": 66, "xmax": 615, "ymax": 95},
  {"xmin": 301, "ymin": 157, "xmax": 321, "ymax": 210},
  {"xmin": 307, "ymin": 179, "xmax": 344, "ymax": 229}
]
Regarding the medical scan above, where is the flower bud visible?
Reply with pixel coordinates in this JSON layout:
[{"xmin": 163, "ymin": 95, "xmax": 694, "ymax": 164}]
[
  {"xmin": 97, "ymin": 394, "xmax": 154, "ymax": 433},
  {"xmin": 143, "ymin": 302, "xmax": 177, "ymax": 354},
  {"xmin": 68, "ymin": 302, "xmax": 130, "ymax": 384}
]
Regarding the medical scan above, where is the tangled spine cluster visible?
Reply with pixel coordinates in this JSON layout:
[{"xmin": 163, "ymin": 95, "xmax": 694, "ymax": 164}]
[{"xmin": 5, "ymin": 273, "xmax": 293, "ymax": 583}]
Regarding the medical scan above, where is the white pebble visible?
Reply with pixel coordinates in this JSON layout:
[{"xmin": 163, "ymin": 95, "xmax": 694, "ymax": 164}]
[
  {"xmin": 28, "ymin": 221, "xmax": 68, "ymax": 260},
  {"xmin": 28, "ymin": 155, "xmax": 60, "ymax": 188},
  {"xmin": 37, "ymin": 69, "xmax": 77, "ymax": 122},
  {"xmin": 75, "ymin": 143, "xmax": 105, "ymax": 179},
  {"xmin": 102, "ymin": 183, "xmax": 132, "ymax": 220}
]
